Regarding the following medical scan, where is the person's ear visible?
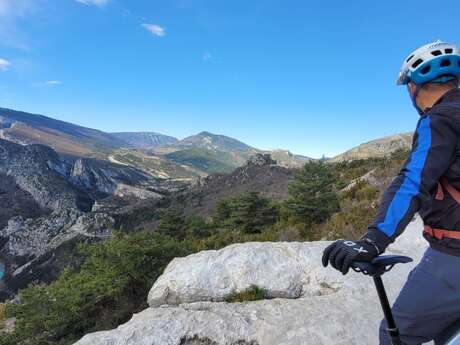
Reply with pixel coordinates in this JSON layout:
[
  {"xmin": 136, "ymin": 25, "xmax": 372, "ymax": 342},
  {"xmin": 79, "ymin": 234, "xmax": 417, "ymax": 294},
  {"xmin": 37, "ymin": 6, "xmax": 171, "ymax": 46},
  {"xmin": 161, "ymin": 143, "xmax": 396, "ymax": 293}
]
[{"xmin": 407, "ymin": 82, "xmax": 417, "ymax": 96}]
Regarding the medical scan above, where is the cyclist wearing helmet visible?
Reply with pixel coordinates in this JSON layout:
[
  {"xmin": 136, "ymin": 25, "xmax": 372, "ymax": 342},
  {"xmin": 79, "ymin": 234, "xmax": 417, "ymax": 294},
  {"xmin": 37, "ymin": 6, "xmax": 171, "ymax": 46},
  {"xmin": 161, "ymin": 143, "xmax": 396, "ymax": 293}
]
[{"xmin": 322, "ymin": 40, "xmax": 460, "ymax": 344}]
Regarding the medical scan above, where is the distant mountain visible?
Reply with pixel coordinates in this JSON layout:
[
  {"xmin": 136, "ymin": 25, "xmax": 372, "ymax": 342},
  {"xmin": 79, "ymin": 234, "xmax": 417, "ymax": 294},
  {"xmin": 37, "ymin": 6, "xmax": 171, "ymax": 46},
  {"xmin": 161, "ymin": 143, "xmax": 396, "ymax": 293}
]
[
  {"xmin": 153, "ymin": 132, "xmax": 310, "ymax": 173},
  {"xmin": 0, "ymin": 108, "xmax": 127, "ymax": 158},
  {"xmin": 177, "ymin": 131, "xmax": 255, "ymax": 152},
  {"xmin": 330, "ymin": 133, "xmax": 413, "ymax": 162},
  {"xmin": 151, "ymin": 132, "xmax": 258, "ymax": 173},
  {"xmin": 111, "ymin": 132, "xmax": 178, "ymax": 149}
]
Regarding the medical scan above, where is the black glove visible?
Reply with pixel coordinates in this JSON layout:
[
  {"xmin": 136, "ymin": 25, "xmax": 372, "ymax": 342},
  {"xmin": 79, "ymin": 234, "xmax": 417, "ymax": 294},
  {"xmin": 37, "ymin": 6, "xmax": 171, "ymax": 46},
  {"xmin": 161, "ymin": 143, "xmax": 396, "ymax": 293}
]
[{"xmin": 322, "ymin": 238, "xmax": 380, "ymax": 275}]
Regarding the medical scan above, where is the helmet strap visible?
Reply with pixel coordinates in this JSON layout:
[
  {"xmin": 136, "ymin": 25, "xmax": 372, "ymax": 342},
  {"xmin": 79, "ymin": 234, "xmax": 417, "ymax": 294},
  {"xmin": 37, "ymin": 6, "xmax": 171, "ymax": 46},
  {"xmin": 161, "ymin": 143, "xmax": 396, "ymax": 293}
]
[{"xmin": 410, "ymin": 84, "xmax": 424, "ymax": 115}]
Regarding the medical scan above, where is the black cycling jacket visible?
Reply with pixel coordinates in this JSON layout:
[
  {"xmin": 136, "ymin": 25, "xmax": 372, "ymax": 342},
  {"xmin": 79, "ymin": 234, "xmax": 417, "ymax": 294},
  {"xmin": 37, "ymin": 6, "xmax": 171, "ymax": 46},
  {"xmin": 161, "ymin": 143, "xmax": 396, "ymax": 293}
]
[{"xmin": 364, "ymin": 88, "xmax": 460, "ymax": 256}]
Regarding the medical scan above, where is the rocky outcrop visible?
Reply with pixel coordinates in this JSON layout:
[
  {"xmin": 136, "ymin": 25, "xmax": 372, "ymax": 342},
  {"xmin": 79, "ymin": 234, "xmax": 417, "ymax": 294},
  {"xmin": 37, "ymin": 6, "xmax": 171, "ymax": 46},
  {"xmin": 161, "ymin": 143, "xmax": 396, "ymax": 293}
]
[
  {"xmin": 66, "ymin": 157, "xmax": 163, "ymax": 200},
  {"xmin": 76, "ymin": 217, "xmax": 427, "ymax": 345}
]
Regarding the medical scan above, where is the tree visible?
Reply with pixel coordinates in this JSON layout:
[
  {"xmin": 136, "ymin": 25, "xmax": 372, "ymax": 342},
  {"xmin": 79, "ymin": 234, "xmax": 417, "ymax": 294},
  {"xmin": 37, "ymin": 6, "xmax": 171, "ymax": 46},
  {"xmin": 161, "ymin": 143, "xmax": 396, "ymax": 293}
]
[
  {"xmin": 284, "ymin": 162, "xmax": 340, "ymax": 226},
  {"xmin": 156, "ymin": 208, "xmax": 187, "ymax": 240},
  {"xmin": 186, "ymin": 214, "xmax": 213, "ymax": 239},
  {"xmin": 214, "ymin": 192, "xmax": 279, "ymax": 234}
]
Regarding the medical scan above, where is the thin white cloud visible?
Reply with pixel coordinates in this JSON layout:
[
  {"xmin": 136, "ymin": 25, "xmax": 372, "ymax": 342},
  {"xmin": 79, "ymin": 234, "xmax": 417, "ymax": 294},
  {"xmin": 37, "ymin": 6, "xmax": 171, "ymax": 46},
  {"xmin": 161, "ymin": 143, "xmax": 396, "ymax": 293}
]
[
  {"xmin": 44, "ymin": 80, "xmax": 62, "ymax": 86},
  {"xmin": 75, "ymin": 0, "xmax": 110, "ymax": 7},
  {"xmin": 203, "ymin": 52, "xmax": 213, "ymax": 62},
  {"xmin": 142, "ymin": 23, "xmax": 166, "ymax": 37},
  {"xmin": 0, "ymin": 0, "xmax": 36, "ymax": 18},
  {"xmin": 0, "ymin": 58, "xmax": 11, "ymax": 71},
  {"xmin": 32, "ymin": 80, "xmax": 63, "ymax": 87},
  {"xmin": 0, "ymin": 0, "xmax": 40, "ymax": 50}
]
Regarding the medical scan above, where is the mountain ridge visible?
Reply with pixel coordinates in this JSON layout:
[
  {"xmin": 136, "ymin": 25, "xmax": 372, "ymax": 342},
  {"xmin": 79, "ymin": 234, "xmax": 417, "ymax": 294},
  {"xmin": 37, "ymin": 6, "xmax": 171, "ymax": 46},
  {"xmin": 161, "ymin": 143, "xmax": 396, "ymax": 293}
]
[{"xmin": 0, "ymin": 107, "xmax": 311, "ymax": 178}]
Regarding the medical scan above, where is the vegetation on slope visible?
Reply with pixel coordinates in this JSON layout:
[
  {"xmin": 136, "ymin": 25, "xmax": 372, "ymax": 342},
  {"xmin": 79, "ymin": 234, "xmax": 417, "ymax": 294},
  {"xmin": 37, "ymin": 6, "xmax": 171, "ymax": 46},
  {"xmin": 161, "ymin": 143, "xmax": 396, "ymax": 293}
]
[{"xmin": 165, "ymin": 148, "xmax": 239, "ymax": 174}]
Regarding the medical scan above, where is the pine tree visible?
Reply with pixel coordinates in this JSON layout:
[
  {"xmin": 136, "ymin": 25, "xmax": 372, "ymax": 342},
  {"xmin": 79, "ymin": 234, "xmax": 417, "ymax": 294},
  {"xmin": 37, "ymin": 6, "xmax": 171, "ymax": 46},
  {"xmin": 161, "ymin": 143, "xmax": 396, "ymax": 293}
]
[{"xmin": 284, "ymin": 162, "xmax": 340, "ymax": 226}]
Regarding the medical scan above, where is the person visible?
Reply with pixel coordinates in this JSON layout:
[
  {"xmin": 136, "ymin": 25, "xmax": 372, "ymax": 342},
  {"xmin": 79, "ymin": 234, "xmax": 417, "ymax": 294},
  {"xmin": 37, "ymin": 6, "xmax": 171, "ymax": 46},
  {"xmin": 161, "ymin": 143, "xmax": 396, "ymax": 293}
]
[{"xmin": 322, "ymin": 40, "xmax": 460, "ymax": 345}]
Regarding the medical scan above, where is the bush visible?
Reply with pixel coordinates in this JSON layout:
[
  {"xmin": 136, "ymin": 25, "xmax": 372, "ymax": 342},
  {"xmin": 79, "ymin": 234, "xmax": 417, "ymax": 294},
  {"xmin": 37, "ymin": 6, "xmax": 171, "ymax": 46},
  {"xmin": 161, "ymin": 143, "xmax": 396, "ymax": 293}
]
[{"xmin": 341, "ymin": 179, "xmax": 379, "ymax": 202}]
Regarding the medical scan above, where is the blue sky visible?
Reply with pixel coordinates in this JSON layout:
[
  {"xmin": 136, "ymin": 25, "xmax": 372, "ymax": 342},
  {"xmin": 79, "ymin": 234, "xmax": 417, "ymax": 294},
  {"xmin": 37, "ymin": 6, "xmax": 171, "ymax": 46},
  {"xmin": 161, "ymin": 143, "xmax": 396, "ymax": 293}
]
[{"xmin": 0, "ymin": 0, "xmax": 459, "ymax": 158}]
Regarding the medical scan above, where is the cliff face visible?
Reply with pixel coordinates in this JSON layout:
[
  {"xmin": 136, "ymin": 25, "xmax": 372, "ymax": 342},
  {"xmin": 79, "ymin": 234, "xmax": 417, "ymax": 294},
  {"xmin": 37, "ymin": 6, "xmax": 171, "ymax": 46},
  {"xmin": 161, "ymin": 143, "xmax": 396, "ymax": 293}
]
[
  {"xmin": 0, "ymin": 139, "xmax": 93, "ymax": 211},
  {"xmin": 76, "ymin": 217, "xmax": 427, "ymax": 345},
  {"xmin": 0, "ymin": 139, "xmax": 168, "ymax": 299}
]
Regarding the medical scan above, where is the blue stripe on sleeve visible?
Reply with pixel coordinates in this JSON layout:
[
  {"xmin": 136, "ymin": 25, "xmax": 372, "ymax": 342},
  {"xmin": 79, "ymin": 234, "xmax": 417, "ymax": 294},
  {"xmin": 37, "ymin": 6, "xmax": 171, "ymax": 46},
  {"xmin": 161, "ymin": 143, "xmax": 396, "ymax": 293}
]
[{"xmin": 377, "ymin": 116, "xmax": 432, "ymax": 237}]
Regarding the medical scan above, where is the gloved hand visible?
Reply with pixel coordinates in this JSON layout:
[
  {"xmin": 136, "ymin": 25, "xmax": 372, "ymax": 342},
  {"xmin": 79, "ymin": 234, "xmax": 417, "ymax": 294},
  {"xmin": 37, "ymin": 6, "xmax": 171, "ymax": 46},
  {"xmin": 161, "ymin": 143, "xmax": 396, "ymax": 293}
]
[{"xmin": 322, "ymin": 239, "xmax": 380, "ymax": 275}]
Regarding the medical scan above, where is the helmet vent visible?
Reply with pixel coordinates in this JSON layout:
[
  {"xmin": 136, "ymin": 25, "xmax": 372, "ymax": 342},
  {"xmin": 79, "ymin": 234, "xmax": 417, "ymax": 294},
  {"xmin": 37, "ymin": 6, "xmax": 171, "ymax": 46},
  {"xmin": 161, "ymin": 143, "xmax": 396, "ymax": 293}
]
[
  {"xmin": 431, "ymin": 50, "xmax": 442, "ymax": 56},
  {"xmin": 406, "ymin": 54, "xmax": 415, "ymax": 62},
  {"xmin": 441, "ymin": 59, "xmax": 452, "ymax": 67},
  {"xmin": 421, "ymin": 65, "xmax": 431, "ymax": 75},
  {"xmin": 445, "ymin": 48, "xmax": 454, "ymax": 54},
  {"xmin": 412, "ymin": 59, "xmax": 423, "ymax": 68}
]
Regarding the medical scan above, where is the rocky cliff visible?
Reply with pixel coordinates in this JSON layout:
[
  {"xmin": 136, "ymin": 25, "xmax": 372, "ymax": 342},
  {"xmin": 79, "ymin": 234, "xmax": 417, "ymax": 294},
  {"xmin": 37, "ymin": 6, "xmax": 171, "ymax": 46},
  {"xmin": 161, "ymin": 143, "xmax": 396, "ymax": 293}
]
[
  {"xmin": 0, "ymin": 139, "xmax": 93, "ymax": 211},
  {"xmin": 0, "ymin": 139, "xmax": 168, "ymax": 299},
  {"xmin": 76, "ymin": 217, "xmax": 427, "ymax": 345}
]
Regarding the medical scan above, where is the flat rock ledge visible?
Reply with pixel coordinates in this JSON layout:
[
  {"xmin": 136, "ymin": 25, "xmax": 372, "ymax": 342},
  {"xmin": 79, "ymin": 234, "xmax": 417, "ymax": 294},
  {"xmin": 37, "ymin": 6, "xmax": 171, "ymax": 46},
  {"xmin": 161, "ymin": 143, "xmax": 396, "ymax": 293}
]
[{"xmin": 75, "ymin": 217, "xmax": 427, "ymax": 345}]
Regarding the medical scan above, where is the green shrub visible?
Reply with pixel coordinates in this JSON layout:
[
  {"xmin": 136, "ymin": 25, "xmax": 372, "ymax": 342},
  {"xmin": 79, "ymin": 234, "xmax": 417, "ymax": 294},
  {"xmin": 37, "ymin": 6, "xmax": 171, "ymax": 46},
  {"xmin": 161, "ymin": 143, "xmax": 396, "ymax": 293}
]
[
  {"xmin": 341, "ymin": 179, "xmax": 379, "ymax": 202},
  {"xmin": 317, "ymin": 201, "xmax": 378, "ymax": 240}
]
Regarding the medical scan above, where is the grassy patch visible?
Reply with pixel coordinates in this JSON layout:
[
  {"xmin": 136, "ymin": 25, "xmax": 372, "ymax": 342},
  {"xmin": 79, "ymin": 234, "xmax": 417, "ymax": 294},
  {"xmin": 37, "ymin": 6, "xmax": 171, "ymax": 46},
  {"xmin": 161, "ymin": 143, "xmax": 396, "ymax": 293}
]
[{"xmin": 224, "ymin": 285, "xmax": 271, "ymax": 303}]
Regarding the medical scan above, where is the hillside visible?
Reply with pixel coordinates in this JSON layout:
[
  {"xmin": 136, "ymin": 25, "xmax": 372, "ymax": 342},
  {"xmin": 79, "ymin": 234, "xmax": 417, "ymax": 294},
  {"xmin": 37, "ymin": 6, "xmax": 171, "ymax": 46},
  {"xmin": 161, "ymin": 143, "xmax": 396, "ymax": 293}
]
[
  {"xmin": 0, "ymin": 108, "xmax": 127, "ymax": 158},
  {"xmin": 330, "ymin": 132, "xmax": 413, "ymax": 162},
  {"xmin": 112, "ymin": 154, "xmax": 295, "ymax": 232}
]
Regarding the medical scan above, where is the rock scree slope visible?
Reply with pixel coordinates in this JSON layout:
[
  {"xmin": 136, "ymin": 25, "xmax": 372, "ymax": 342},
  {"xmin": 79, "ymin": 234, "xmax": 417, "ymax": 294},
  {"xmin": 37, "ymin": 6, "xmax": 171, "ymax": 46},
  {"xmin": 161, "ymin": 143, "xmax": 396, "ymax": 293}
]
[{"xmin": 76, "ymin": 217, "xmax": 427, "ymax": 345}]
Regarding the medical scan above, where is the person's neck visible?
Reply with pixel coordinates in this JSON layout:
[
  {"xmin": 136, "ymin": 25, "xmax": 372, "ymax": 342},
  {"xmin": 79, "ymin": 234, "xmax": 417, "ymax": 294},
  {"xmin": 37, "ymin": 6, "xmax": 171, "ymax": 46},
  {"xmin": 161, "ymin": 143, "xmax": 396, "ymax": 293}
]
[{"xmin": 417, "ymin": 88, "xmax": 452, "ymax": 112}]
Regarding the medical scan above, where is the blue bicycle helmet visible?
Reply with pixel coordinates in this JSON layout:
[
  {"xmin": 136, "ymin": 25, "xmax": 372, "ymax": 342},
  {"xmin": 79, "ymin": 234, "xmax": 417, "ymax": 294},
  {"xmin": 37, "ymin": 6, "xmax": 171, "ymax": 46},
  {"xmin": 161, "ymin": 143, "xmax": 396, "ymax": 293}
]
[{"xmin": 397, "ymin": 40, "xmax": 460, "ymax": 86}]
